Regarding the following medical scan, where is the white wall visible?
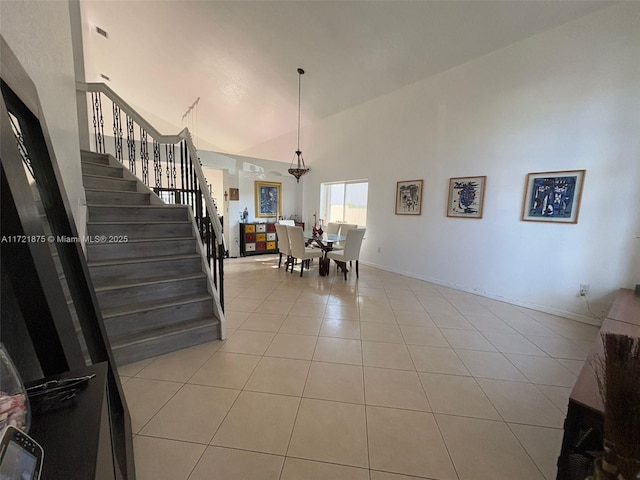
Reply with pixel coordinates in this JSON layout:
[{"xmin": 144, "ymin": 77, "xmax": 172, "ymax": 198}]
[
  {"xmin": 1, "ymin": 0, "xmax": 86, "ymax": 227},
  {"xmin": 243, "ymin": 4, "xmax": 640, "ymax": 323}
]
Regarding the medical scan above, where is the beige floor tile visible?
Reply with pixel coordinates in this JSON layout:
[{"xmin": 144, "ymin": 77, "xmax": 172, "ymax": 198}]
[
  {"xmin": 313, "ymin": 336, "xmax": 362, "ymax": 365},
  {"xmin": 436, "ymin": 414, "xmax": 544, "ymax": 480},
  {"xmin": 225, "ymin": 297, "xmax": 264, "ymax": 312},
  {"xmin": 281, "ymin": 458, "xmax": 368, "ymax": 480},
  {"xmin": 361, "ymin": 322, "xmax": 404, "ymax": 343},
  {"xmin": 456, "ymin": 350, "xmax": 528, "ymax": 381},
  {"xmin": 118, "ymin": 358, "xmax": 155, "ymax": 377},
  {"xmin": 140, "ymin": 384, "xmax": 238, "ymax": 443},
  {"xmin": 123, "ymin": 378, "xmax": 182, "ymax": 433},
  {"xmin": 218, "ymin": 329, "xmax": 276, "ymax": 355},
  {"xmin": 362, "ymin": 341, "xmax": 414, "ymax": 370},
  {"xmin": 364, "ymin": 367, "xmax": 430, "ymax": 411},
  {"xmin": 393, "ymin": 310, "xmax": 437, "ymax": 327},
  {"xmin": 303, "ymin": 362, "xmax": 364, "ymax": 404},
  {"xmin": 134, "ymin": 342, "xmax": 220, "ymax": 383},
  {"xmin": 134, "ymin": 435, "xmax": 206, "ymax": 480},
  {"xmin": 441, "ymin": 329, "xmax": 497, "ymax": 351},
  {"xmin": 555, "ymin": 358, "xmax": 586, "ymax": 375},
  {"xmin": 525, "ymin": 335, "xmax": 591, "ymax": 360},
  {"xmin": 319, "ymin": 319, "xmax": 361, "ymax": 339},
  {"xmin": 464, "ymin": 314, "xmax": 518, "ymax": 333},
  {"xmin": 189, "ymin": 446, "xmax": 284, "ymax": 480},
  {"xmin": 419, "ymin": 373, "xmax": 500, "ymax": 420},
  {"xmin": 265, "ymin": 333, "xmax": 318, "ymax": 360},
  {"xmin": 212, "ymin": 391, "xmax": 300, "ymax": 455},
  {"xmin": 279, "ymin": 315, "xmax": 323, "ymax": 335},
  {"xmin": 245, "ymin": 356, "xmax": 311, "ymax": 396},
  {"xmin": 509, "ymin": 424, "xmax": 564, "ymax": 480},
  {"xmin": 502, "ymin": 318, "xmax": 557, "ymax": 337},
  {"xmin": 390, "ymin": 299, "xmax": 426, "ymax": 313},
  {"xmin": 483, "ymin": 332, "xmax": 547, "ymax": 356},
  {"xmin": 429, "ymin": 311, "xmax": 475, "ymax": 330},
  {"xmin": 324, "ymin": 303, "xmax": 359, "ymax": 320},
  {"xmin": 367, "ymin": 406, "xmax": 457, "ymax": 479},
  {"xmin": 408, "ymin": 345, "xmax": 470, "ymax": 375},
  {"xmin": 239, "ymin": 312, "xmax": 287, "ymax": 332},
  {"xmin": 360, "ymin": 305, "xmax": 396, "ymax": 323},
  {"xmin": 536, "ymin": 384, "xmax": 571, "ymax": 413},
  {"xmin": 477, "ymin": 378, "xmax": 566, "ymax": 428},
  {"xmin": 297, "ymin": 292, "xmax": 330, "ymax": 304},
  {"xmin": 400, "ymin": 325, "xmax": 449, "ymax": 347},
  {"xmin": 189, "ymin": 352, "xmax": 260, "ymax": 389},
  {"xmin": 505, "ymin": 354, "xmax": 577, "ymax": 387},
  {"xmin": 289, "ymin": 301, "xmax": 327, "ymax": 318},
  {"xmin": 257, "ymin": 300, "xmax": 295, "ymax": 315},
  {"xmin": 370, "ymin": 472, "xmax": 435, "ymax": 480},
  {"xmin": 288, "ymin": 398, "xmax": 369, "ymax": 468},
  {"xmin": 358, "ymin": 295, "xmax": 391, "ymax": 307},
  {"xmin": 224, "ymin": 310, "xmax": 252, "ymax": 329}
]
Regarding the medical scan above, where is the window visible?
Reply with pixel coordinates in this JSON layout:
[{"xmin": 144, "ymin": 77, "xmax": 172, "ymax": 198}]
[{"xmin": 320, "ymin": 180, "xmax": 368, "ymax": 226}]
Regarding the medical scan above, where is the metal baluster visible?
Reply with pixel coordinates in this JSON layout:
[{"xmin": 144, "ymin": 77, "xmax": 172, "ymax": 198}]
[
  {"xmin": 140, "ymin": 128, "xmax": 149, "ymax": 186},
  {"xmin": 113, "ymin": 103, "xmax": 123, "ymax": 162},
  {"xmin": 91, "ymin": 92, "xmax": 105, "ymax": 153},
  {"xmin": 167, "ymin": 144, "xmax": 176, "ymax": 189},
  {"xmin": 153, "ymin": 140, "xmax": 161, "ymax": 189},
  {"xmin": 126, "ymin": 115, "xmax": 136, "ymax": 174}
]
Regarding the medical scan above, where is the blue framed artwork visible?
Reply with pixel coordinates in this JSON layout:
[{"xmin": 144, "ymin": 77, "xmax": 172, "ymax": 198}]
[
  {"xmin": 255, "ymin": 181, "xmax": 282, "ymax": 218},
  {"xmin": 522, "ymin": 170, "xmax": 586, "ymax": 223},
  {"xmin": 447, "ymin": 176, "xmax": 486, "ymax": 219}
]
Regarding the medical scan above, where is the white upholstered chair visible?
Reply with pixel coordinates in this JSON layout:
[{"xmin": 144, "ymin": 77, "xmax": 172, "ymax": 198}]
[
  {"xmin": 274, "ymin": 223, "xmax": 292, "ymax": 271},
  {"xmin": 286, "ymin": 226, "xmax": 322, "ymax": 277},
  {"xmin": 327, "ymin": 228, "xmax": 366, "ymax": 280},
  {"xmin": 278, "ymin": 219, "xmax": 295, "ymax": 226},
  {"xmin": 332, "ymin": 223, "xmax": 358, "ymax": 251},
  {"xmin": 325, "ymin": 222, "xmax": 341, "ymax": 235}
]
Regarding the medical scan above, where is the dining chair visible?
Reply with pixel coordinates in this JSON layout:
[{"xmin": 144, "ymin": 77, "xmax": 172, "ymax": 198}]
[
  {"xmin": 327, "ymin": 228, "xmax": 366, "ymax": 280},
  {"xmin": 278, "ymin": 219, "xmax": 295, "ymax": 226},
  {"xmin": 332, "ymin": 223, "xmax": 358, "ymax": 251},
  {"xmin": 325, "ymin": 222, "xmax": 341, "ymax": 235},
  {"xmin": 286, "ymin": 225, "xmax": 322, "ymax": 277},
  {"xmin": 274, "ymin": 223, "xmax": 292, "ymax": 271}
]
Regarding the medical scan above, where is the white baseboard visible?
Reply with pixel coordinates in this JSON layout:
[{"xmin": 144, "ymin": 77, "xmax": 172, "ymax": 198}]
[{"xmin": 361, "ymin": 260, "xmax": 603, "ymax": 327}]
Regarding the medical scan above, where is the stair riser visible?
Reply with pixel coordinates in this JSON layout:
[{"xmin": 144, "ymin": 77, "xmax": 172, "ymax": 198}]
[
  {"xmin": 88, "ymin": 206, "xmax": 190, "ymax": 222},
  {"xmin": 83, "ymin": 176, "xmax": 138, "ymax": 191},
  {"xmin": 81, "ymin": 163, "xmax": 124, "ymax": 178},
  {"xmin": 105, "ymin": 299, "xmax": 214, "ymax": 337},
  {"xmin": 89, "ymin": 257, "xmax": 202, "ymax": 286},
  {"xmin": 81, "ymin": 152, "xmax": 110, "ymax": 165},
  {"xmin": 86, "ymin": 190, "xmax": 150, "ymax": 205},
  {"xmin": 112, "ymin": 323, "xmax": 219, "ymax": 366},
  {"xmin": 97, "ymin": 276, "xmax": 209, "ymax": 310},
  {"xmin": 86, "ymin": 239, "xmax": 196, "ymax": 262},
  {"xmin": 87, "ymin": 222, "xmax": 193, "ymax": 239}
]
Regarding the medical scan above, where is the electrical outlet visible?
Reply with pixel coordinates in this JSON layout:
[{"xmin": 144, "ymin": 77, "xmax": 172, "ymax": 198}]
[
  {"xmin": 377, "ymin": 247, "xmax": 381, "ymax": 253},
  {"xmin": 579, "ymin": 284, "xmax": 590, "ymax": 296}
]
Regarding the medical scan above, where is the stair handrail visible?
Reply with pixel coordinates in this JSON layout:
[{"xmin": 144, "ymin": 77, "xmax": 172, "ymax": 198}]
[{"xmin": 76, "ymin": 81, "xmax": 223, "ymax": 245}]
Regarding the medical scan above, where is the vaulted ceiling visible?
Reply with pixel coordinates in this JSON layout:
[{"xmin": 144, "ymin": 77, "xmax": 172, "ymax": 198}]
[{"xmin": 81, "ymin": 0, "xmax": 609, "ymax": 158}]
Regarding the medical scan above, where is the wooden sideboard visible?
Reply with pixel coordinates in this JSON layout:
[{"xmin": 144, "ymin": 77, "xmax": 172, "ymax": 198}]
[{"xmin": 556, "ymin": 289, "xmax": 640, "ymax": 480}]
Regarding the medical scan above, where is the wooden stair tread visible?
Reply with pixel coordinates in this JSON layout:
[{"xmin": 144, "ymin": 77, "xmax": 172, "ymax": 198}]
[
  {"xmin": 88, "ymin": 252, "xmax": 200, "ymax": 267},
  {"xmin": 87, "ymin": 236, "xmax": 194, "ymax": 245},
  {"xmin": 102, "ymin": 293, "xmax": 213, "ymax": 318},
  {"xmin": 111, "ymin": 317, "xmax": 219, "ymax": 349},
  {"xmin": 93, "ymin": 272, "xmax": 206, "ymax": 292}
]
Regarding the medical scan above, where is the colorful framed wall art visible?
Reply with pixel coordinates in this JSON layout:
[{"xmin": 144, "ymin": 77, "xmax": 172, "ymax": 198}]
[
  {"xmin": 447, "ymin": 176, "xmax": 486, "ymax": 219},
  {"xmin": 522, "ymin": 170, "xmax": 586, "ymax": 223},
  {"xmin": 255, "ymin": 181, "xmax": 282, "ymax": 218}
]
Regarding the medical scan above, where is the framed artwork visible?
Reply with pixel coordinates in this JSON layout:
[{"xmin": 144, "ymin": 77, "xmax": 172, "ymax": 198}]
[
  {"xmin": 522, "ymin": 169, "xmax": 586, "ymax": 223},
  {"xmin": 395, "ymin": 180, "xmax": 423, "ymax": 215},
  {"xmin": 447, "ymin": 176, "xmax": 486, "ymax": 219},
  {"xmin": 229, "ymin": 188, "xmax": 239, "ymax": 201},
  {"xmin": 255, "ymin": 181, "xmax": 282, "ymax": 218}
]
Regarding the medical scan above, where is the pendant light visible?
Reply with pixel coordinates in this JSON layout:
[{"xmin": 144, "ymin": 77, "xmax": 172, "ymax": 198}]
[{"xmin": 288, "ymin": 68, "xmax": 310, "ymax": 182}]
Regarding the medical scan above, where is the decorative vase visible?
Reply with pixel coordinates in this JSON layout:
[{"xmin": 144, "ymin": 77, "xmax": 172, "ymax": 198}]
[{"xmin": 0, "ymin": 343, "xmax": 30, "ymax": 433}]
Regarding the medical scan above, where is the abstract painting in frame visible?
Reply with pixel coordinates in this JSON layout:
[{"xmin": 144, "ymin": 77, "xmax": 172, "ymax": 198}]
[
  {"xmin": 522, "ymin": 170, "xmax": 586, "ymax": 223},
  {"xmin": 395, "ymin": 180, "xmax": 423, "ymax": 215},
  {"xmin": 255, "ymin": 181, "xmax": 282, "ymax": 218},
  {"xmin": 447, "ymin": 176, "xmax": 486, "ymax": 219}
]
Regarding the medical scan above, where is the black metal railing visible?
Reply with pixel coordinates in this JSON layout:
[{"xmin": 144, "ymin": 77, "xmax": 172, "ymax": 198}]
[{"xmin": 77, "ymin": 82, "xmax": 225, "ymax": 311}]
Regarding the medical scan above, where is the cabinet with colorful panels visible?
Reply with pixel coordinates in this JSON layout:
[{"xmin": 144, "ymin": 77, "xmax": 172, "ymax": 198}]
[{"xmin": 239, "ymin": 223, "xmax": 278, "ymax": 256}]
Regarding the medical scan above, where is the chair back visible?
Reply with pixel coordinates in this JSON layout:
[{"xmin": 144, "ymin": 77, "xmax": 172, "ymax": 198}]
[
  {"xmin": 338, "ymin": 223, "xmax": 358, "ymax": 239},
  {"xmin": 326, "ymin": 222, "xmax": 341, "ymax": 235},
  {"xmin": 275, "ymin": 223, "xmax": 291, "ymax": 255},
  {"xmin": 343, "ymin": 228, "xmax": 366, "ymax": 261},
  {"xmin": 278, "ymin": 219, "xmax": 295, "ymax": 226},
  {"xmin": 286, "ymin": 226, "xmax": 306, "ymax": 258}
]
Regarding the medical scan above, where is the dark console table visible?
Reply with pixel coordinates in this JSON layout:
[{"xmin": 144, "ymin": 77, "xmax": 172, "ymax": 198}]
[{"xmin": 556, "ymin": 289, "xmax": 640, "ymax": 480}]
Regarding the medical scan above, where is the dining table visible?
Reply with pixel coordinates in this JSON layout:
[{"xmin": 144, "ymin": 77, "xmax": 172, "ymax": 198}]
[{"xmin": 304, "ymin": 231, "xmax": 345, "ymax": 276}]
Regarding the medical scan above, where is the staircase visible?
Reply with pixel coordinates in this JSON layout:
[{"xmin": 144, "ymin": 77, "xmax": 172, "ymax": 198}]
[{"xmin": 81, "ymin": 150, "xmax": 221, "ymax": 365}]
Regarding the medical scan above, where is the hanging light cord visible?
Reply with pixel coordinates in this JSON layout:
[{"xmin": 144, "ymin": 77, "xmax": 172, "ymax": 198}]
[{"xmin": 297, "ymin": 68, "xmax": 303, "ymax": 154}]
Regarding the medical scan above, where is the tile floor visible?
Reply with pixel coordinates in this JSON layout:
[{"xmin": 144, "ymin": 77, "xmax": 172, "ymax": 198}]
[{"xmin": 120, "ymin": 255, "xmax": 600, "ymax": 480}]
